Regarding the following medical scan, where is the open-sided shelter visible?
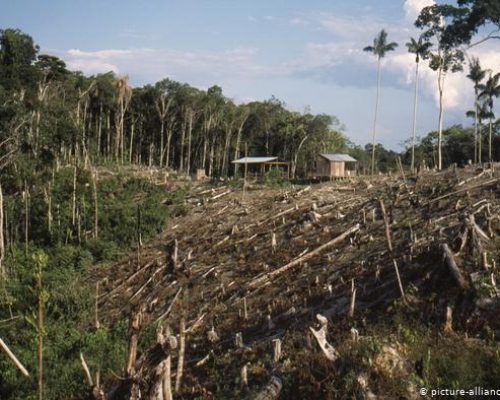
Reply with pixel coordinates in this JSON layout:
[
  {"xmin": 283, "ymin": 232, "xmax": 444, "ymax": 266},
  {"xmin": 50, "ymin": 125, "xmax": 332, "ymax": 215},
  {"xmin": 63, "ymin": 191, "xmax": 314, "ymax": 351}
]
[{"xmin": 232, "ymin": 157, "xmax": 290, "ymax": 178}]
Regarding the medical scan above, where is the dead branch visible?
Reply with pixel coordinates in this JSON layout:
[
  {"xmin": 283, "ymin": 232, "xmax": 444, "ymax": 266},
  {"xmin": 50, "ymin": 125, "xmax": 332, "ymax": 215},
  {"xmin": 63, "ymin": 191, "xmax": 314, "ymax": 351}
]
[
  {"xmin": 0, "ymin": 338, "xmax": 29, "ymax": 377},
  {"xmin": 309, "ymin": 314, "xmax": 340, "ymax": 362},
  {"xmin": 80, "ymin": 352, "xmax": 93, "ymax": 386}
]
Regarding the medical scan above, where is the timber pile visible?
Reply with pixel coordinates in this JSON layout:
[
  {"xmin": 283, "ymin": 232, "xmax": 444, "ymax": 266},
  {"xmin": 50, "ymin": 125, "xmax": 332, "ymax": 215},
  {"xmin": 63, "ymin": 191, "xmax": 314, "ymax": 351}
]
[{"xmin": 92, "ymin": 167, "xmax": 500, "ymax": 399}]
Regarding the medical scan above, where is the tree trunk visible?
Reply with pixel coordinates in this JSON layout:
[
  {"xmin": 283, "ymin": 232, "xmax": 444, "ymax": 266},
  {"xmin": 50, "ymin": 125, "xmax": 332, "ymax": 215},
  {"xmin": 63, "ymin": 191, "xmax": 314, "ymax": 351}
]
[
  {"xmin": 411, "ymin": 60, "xmax": 420, "ymax": 173},
  {"xmin": 222, "ymin": 122, "xmax": 233, "ymax": 178},
  {"xmin": 129, "ymin": 119, "xmax": 135, "ymax": 164},
  {"xmin": 488, "ymin": 116, "xmax": 493, "ymax": 164},
  {"xmin": 179, "ymin": 115, "xmax": 187, "ymax": 173},
  {"xmin": 233, "ymin": 114, "xmax": 248, "ymax": 177},
  {"xmin": 24, "ymin": 183, "xmax": 29, "ymax": 256},
  {"xmin": 186, "ymin": 110, "xmax": 194, "ymax": 173},
  {"xmin": 36, "ymin": 258, "xmax": 44, "ymax": 400},
  {"xmin": 437, "ymin": 68, "xmax": 445, "ymax": 171},
  {"xmin": 208, "ymin": 135, "xmax": 215, "ymax": 177},
  {"xmin": 474, "ymin": 87, "xmax": 478, "ymax": 164},
  {"xmin": 72, "ymin": 163, "xmax": 77, "ymax": 229},
  {"xmin": 97, "ymin": 104, "xmax": 103, "ymax": 157},
  {"xmin": 175, "ymin": 318, "xmax": 186, "ymax": 392},
  {"xmin": 478, "ymin": 121, "xmax": 482, "ymax": 164},
  {"xmin": 371, "ymin": 57, "xmax": 382, "ymax": 177},
  {"xmin": 115, "ymin": 98, "xmax": 123, "ymax": 163},
  {"xmin": 292, "ymin": 134, "xmax": 310, "ymax": 179},
  {"xmin": 106, "ymin": 111, "xmax": 111, "ymax": 160},
  {"xmin": 92, "ymin": 168, "xmax": 98, "ymax": 239},
  {"xmin": 43, "ymin": 184, "xmax": 52, "ymax": 238},
  {"xmin": 202, "ymin": 115, "xmax": 213, "ymax": 171},
  {"xmin": 165, "ymin": 128, "xmax": 173, "ymax": 169},
  {"xmin": 159, "ymin": 121, "xmax": 165, "ymax": 167}
]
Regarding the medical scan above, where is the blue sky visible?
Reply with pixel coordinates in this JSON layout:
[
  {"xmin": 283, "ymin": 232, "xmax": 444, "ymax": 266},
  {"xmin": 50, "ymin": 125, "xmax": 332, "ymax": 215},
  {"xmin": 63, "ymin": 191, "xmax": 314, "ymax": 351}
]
[{"xmin": 2, "ymin": 0, "xmax": 499, "ymax": 150}]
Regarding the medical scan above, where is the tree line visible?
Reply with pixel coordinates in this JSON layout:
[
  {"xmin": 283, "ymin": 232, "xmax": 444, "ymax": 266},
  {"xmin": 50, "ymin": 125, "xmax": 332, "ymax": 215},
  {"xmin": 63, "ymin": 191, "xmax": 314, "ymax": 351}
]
[{"xmin": 0, "ymin": 28, "xmax": 353, "ymax": 182}]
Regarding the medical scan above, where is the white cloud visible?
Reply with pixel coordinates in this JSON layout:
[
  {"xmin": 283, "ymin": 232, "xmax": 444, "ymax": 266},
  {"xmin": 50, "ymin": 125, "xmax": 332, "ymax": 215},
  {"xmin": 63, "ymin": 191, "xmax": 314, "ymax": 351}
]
[
  {"xmin": 289, "ymin": 42, "xmax": 364, "ymax": 71},
  {"xmin": 60, "ymin": 46, "xmax": 268, "ymax": 85},
  {"xmin": 289, "ymin": 17, "xmax": 309, "ymax": 26},
  {"xmin": 404, "ymin": 0, "xmax": 435, "ymax": 22},
  {"xmin": 295, "ymin": 2, "xmax": 500, "ymax": 117},
  {"xmin": 319, "ymin": 13, "xmax": 383, "ymax": 40},
  {"xmin": 385, "ymin": 41, "xmax": 500, "ymax": 112}
]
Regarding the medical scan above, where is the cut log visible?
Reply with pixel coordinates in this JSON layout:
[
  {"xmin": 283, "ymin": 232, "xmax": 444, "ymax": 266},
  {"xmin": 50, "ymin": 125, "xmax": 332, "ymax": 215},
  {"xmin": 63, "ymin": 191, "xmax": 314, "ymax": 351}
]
[
  {"xmin": 248, "ymin": 224, "xmax": 360, "ymax": 288},
  {"xmin": 442, "ymin": 243, "xmax": 469, "ymax": 290}
]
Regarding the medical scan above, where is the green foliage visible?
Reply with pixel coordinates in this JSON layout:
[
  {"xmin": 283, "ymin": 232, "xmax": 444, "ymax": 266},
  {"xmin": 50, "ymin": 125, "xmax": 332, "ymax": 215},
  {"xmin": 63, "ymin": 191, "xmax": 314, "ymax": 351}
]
[
  {"xmin": 363, "ymin": 29, "xmax": 398, "ymax": 59},
  {"xmin": 264, "ymin": 167, "xmax": 290, "ymax": 187},
  {"xmin": 0, "ymin": 171, "xmax": 185, "ymax": 399},
  {"xmin": 415, "ymin": 1, "xmax": 500, "ymax": 49}
]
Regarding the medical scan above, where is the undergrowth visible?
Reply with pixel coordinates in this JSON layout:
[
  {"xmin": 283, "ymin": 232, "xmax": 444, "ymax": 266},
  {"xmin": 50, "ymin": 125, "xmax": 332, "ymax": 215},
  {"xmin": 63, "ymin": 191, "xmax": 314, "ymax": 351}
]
[{"xmin": 0, "ymin": 170, "xmax": 185, "ymax": 399}]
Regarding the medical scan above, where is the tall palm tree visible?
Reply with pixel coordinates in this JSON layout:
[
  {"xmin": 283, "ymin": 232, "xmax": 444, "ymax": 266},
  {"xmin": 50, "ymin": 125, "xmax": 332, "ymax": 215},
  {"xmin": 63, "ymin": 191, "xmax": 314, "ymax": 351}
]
[
  {"xmin": 466, "ymin": 57, "xmax": 487, "ymax": 164},
  {"xmin": 363, "ymin": 29, "xmax": 398, "ymax": 176},
  {"xmin": 406, "ymin": 35, "xmax": 432, "ymax": 172},
  {"xmin": 466, "ymin": 101, "xmax": 492, "ymax": 161},
  {"xmin": 479, "ymin": 72, "xmax": 500, "ymax": 163}
]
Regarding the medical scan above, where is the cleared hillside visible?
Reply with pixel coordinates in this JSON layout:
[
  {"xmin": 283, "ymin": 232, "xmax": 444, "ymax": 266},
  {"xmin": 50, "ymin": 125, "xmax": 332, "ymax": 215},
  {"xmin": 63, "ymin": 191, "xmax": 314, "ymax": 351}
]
[{"xmin": 92, "ymin": 167, "xmax": 500, "ymax": 399}]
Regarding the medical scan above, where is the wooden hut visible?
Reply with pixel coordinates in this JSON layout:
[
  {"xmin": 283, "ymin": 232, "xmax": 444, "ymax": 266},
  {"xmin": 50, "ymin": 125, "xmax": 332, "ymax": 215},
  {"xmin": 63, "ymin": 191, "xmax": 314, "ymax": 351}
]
[
  {"xmin": 232, "ymin": 157, "xmax": 290, "ymax": 178},
  {"xmin": 314, "ymin": 154, "xmax": 357, "ymax": 178}
]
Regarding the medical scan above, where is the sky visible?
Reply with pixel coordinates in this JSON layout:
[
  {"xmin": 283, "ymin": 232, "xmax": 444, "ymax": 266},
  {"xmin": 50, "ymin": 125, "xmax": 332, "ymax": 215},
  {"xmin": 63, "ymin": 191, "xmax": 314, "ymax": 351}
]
[{"xmin": 2, "ymin": 0, "xmax": 499, "ymax": 150}]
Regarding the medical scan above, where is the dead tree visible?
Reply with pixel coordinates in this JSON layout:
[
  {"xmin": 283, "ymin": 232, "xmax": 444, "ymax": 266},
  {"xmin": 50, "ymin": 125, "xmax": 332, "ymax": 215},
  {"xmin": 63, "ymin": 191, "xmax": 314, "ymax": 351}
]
[
  {"xmin": 126, "ymin": 306, "xmax": 145, "ymax": 376},
  {"xmin": 175, "ymin": 318, "xmax": 186, "ymax": 392}
]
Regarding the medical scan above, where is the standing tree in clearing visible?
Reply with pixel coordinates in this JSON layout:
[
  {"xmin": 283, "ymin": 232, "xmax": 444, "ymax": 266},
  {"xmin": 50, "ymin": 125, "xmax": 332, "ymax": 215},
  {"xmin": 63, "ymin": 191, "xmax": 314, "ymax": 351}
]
[
  {"xmin": 363, "ymin": 29, "xmax": 398, "ymax": 176},
  {"xmin": 466, "ymin": 57, "xmax": 487, "ymax": 164},
  {"xmin": 406, "ymin": 35, "xmax": 432, "ymax": 172},
  {"xmin": 416, "ymin": 7, "xmax": 464, "ymax": 170},
  {"xmin": 479, "ymin": 72, "xmax": 500, "ymax": 163}
]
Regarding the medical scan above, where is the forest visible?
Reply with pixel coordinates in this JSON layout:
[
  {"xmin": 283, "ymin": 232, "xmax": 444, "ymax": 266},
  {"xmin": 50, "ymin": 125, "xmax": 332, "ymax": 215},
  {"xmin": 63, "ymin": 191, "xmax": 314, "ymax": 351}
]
[{"xmin": 0, "ymin": 0, "xmax": 500, "ymax": 399}]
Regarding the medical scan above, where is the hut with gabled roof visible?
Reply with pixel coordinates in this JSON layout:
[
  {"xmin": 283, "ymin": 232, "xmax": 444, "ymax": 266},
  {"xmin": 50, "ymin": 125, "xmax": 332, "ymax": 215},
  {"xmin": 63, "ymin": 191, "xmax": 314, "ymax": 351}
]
[{"xmin": 314, "ymin": 153, "xmax": 357, "ymax": 178}]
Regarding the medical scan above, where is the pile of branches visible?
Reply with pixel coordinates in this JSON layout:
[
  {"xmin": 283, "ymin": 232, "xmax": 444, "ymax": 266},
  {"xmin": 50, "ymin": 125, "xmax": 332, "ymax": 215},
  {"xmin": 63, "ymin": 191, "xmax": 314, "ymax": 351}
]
[{"xmin": 89, "ymin": 167, "xmax": 500, "ymax": 399}]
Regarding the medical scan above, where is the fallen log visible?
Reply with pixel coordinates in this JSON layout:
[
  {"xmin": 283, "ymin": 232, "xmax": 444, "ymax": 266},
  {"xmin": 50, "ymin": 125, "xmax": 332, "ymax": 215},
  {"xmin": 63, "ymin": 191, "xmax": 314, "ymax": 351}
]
[
  {"xmin": 427, "ymin": 178, "xmax": 500, "ymax": 205},
  {"xmin": 248, "ymin": 224, "xmax": 360, "ymax": 288},
  {"xmin": 441, "ymin": 243, "xmax": 469, "ymax": 290},
  {"xmin": 156, "ymin": 287, "xmax": 183, "ymax": 322}
]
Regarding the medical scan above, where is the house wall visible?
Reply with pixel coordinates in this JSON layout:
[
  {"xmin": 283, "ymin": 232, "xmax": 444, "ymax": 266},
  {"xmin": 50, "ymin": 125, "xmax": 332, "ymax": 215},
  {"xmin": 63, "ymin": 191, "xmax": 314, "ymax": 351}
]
[
  {"xmin": 315, "ymin": 156, "xmax": 357, "ymax": 178},
  {"xmin": 315, "ymin": 156, "xmax": 331, "ymax": 177},
  {"xmin": 330, "ymin": 161, "xmax": 345, "ymax": 177}
]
